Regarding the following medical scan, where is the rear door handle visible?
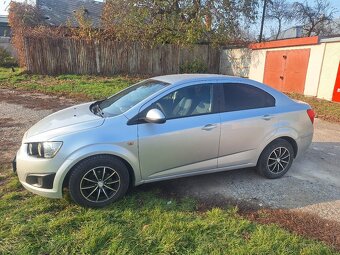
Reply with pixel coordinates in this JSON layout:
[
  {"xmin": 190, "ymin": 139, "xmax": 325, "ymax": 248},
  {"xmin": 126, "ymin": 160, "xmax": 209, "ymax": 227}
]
[
  {"xmin": 262, "ymin": 114, "xmax": 274, "ymax": 121},
  {"xmin": 202, "ymin": 124, "xmax": 217, "ymax": 131}
]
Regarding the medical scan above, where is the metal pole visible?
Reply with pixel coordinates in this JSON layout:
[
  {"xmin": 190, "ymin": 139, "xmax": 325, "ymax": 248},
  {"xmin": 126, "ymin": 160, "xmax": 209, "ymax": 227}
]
[{"xmin": 259, "ymin": 0, "xmax": 268, "ymax": 42}]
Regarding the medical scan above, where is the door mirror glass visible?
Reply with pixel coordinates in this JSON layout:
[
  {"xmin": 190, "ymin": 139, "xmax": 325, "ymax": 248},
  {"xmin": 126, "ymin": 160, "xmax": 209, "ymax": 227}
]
[{"xmin": 145, "ymin": 109, "xmax": 166, "ymax": 124}]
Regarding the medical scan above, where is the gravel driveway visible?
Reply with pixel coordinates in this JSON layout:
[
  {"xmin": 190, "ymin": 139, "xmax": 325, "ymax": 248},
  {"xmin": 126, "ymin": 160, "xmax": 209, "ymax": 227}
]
[{"xmin": 1, "ymin": 88, "xmax": 339, "ymax": 223}]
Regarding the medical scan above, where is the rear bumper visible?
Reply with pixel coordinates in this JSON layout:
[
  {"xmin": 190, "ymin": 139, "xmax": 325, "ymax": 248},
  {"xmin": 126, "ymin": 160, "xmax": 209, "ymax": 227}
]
[{"xmin": 296, "ymin": 134, "xmax": 313, "ymax": 158}]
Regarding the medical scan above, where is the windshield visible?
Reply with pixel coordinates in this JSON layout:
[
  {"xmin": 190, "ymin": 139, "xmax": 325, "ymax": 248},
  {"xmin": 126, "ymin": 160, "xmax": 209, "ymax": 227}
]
[{"xmin": 99, "ymin": 79, "xmax": 169, "ymax": 116}]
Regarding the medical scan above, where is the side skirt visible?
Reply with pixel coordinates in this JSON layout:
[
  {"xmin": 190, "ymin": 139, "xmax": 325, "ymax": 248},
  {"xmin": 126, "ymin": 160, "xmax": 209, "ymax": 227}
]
[{"xmin": 136, "ymin": 163, "xmax": 255, "ymax": 185}]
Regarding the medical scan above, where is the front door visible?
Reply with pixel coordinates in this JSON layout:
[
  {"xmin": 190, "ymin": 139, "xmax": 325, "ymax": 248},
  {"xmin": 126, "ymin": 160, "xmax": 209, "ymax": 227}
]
[{"xmin": 138, "ymin": 83, "xmax": 220, "ymax": 180}]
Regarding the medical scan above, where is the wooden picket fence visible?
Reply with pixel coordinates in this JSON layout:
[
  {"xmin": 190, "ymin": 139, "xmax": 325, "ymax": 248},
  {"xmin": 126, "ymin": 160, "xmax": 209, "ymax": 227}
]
[{"xmin": 24, "ymin": 37, "xmax": 220, "ymax": 75}]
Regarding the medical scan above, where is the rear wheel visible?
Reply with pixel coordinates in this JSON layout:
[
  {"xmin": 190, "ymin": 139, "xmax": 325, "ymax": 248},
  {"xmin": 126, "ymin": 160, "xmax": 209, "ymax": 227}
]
[
  {"xmin": 257, "ymin": 139, "xmax": 294, "ymax": 179},
  {"xmin": 68, "ymin": 155, "xmax": 130, "ymax": 208}
]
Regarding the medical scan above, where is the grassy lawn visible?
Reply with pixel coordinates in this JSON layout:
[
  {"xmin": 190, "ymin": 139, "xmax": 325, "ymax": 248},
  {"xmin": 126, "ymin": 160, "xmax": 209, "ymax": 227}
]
[
  {"xmin": 0, "ymin": 68, "xmax": 139, "ymax": 100},
  {"xmin": 0, "ymin": 169, "xmax": 338, "ymax": 255}
]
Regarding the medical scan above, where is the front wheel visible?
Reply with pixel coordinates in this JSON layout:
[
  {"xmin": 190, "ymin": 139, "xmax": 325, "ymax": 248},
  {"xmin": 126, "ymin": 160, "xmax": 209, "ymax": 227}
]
[
  {"xmin": 256, "ymin": 139, "xmax": 294, "ymax": 179},
  {"xmin": 68, "ymin": 155, "xmax": 130, "ymax": 208}
]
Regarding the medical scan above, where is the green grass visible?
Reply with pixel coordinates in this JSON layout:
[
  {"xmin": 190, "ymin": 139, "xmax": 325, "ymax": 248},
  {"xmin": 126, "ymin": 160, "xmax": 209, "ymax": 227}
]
[
  {"xmin": 0, "ymin": 174, "xmax": 338, "ymax": 255},
  {"xmin": 0, "ymin": 68, "xmax": 139, "ymax": 100}
]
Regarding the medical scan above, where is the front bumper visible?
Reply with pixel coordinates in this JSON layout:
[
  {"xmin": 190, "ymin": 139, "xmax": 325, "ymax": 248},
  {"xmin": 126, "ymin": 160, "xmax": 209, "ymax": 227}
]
[{"xmin": 15, "ymin": 144, "xmax": 65, "ymax": 199}]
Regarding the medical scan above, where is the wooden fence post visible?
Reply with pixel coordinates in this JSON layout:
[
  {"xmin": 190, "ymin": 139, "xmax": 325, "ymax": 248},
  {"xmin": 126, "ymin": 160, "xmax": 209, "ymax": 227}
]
[
  {"xmin": 23, "ymin": 37, "xmax": 31, "ymax": 72},
  {"xmin": 95, "ymin": 40, "xmax": 101, "ymax": 74}
]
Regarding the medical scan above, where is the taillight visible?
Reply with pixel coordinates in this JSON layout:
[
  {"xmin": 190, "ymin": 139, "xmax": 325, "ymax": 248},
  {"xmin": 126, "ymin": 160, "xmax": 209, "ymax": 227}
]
[{"xmin": 307, "ymin": 109, "xmax": 315, "ymax": 124}]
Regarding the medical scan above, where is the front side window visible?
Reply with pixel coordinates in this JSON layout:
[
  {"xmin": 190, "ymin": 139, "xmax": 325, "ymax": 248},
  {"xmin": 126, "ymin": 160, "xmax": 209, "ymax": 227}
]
[
  {"xmin": 222, "ymin": 83, "xmax": 275, "ymax": 112},
  {"xmin": 99, "ymin": 79, "xmax": 169, "ymax": 116},
  {"xmin": 151, "ymin": 84, "xmax": 214, "ymax": 119}
]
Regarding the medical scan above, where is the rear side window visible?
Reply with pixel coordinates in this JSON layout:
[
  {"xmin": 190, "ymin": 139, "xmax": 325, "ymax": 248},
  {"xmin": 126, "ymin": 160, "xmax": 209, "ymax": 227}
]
[{"xmin": 222, "ymin": 83, "xmax": 275, "ymax": 112}]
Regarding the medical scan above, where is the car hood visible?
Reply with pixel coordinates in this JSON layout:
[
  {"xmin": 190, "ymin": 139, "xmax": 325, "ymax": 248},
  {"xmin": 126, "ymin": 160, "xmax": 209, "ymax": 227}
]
[{"xmin": 25, "ymin": 102, "xmax": 104, "ymax": 140}]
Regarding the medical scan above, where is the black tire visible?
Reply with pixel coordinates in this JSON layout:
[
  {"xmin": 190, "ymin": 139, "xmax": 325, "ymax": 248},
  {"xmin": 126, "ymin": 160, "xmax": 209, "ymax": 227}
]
[
  {"xmin": 256, "ymin": 138, "xmax": 294, "ymax": 179},
  {"xmin": 68, "ymin": 155, "xmax": 130, "ymax": 208}
]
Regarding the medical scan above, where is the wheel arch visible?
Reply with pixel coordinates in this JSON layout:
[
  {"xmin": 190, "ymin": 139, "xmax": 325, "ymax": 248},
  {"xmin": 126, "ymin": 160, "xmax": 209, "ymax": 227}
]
[
  {"xmin": 279, "ymin": 136, "xmax": 298, "ymax": 158},
  {"xmin": 261, "ymin": 126, "xmax": 299, "ymax": 158},
  {"xmin": 62, "ymin": 153, "xmax": 136, "ymax": 190},
  {"xmin": 257, "ymin": 135, "xmax": 298, "ymax": 166}
]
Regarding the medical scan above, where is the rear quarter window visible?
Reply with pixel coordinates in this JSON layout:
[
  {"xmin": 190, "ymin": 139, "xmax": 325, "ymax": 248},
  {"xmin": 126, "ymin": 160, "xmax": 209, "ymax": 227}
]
[{"xmin": 222, "ymin": 83, "xmax": 275, "ymax": 112}]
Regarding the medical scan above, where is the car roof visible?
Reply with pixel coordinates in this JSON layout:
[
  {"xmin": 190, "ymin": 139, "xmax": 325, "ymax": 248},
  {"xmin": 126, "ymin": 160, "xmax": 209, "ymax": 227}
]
[
  {"xmin": 150, "ymin": 73, "xmax": 295, "ymax": 106},
  {"xmin": 152, "ymin": 74, "xmax": 233, "ymax": 84}
]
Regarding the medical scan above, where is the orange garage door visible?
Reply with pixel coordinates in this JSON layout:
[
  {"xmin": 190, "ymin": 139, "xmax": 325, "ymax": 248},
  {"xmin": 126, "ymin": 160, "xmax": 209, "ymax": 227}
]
[{"xmin": 263, "ymin": 49, "xmax": 310, "ymax": 94}]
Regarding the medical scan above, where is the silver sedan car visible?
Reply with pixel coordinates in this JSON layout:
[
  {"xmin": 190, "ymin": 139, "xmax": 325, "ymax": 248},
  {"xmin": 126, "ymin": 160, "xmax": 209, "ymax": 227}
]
[{"xmin": 14, "ymin": 74, "xmax": 314, "ymax": 207}]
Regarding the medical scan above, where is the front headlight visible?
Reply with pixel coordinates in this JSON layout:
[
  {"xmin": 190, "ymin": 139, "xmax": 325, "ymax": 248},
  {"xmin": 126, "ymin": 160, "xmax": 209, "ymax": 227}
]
[{"xmin": 27, "ymin": 142, "xmax": 63, "ymax": 158}]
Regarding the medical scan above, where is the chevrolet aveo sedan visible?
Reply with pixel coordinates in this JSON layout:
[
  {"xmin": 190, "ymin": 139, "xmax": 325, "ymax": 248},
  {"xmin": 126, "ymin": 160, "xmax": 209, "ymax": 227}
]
[{"xmin": 14, "ymin": 74, "xmax": 315, "ymax": 207}]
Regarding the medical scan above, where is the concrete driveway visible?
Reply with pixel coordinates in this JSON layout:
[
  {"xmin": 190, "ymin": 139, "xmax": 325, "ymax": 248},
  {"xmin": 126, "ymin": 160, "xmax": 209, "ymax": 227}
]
[{"xmin": 1, "ymin": 88, "xmax": 339, "ymax": 222}]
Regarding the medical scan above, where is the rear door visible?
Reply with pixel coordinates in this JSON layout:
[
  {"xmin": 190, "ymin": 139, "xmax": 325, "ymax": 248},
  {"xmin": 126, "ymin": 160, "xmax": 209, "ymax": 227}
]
[
  {"xmin": 138, "ymin": 83, "xmax": 221, "ymax": 180},
  {"xmin": 218, "ymin": 83, "xmax": 277, "ymax": 168}
]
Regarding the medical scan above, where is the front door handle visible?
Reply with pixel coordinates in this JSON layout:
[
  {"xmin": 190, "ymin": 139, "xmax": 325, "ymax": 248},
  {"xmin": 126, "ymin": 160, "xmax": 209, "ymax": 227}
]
[
  {"xmin": 202, "ymin": 124, "xmax": 217, "ymax": 131},
  {"xmin": 262, "ymin": 114, "xmax": 274, "ymax": 121}
]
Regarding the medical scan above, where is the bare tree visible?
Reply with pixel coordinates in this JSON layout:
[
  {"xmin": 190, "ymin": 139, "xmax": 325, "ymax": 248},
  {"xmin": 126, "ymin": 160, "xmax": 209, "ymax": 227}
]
[
  {"xmin": 266, "ymin": 0, "xmax": 294, "ymax": 39},
  {"xmin": 293, "ymin": 0, "xmax": 337, "ymax": 36}
]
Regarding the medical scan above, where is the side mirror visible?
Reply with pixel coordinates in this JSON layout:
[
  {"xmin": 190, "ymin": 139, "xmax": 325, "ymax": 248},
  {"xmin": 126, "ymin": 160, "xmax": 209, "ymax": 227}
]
[{"xmin": 145, "ymin": 109, "xmax": 166, "ymax": 124}]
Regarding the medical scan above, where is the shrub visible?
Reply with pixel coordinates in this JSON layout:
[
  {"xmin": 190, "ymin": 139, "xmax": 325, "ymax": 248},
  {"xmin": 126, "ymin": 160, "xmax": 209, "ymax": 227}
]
[
  {"xmin": 179, "ymin": 59, "xmax": 208, "ymax": 73},
  {"xmin": 8, "ymin": 2, "xmax": 99, "ymax": 67},
  {"xmin": 8, "ymin": 2, "xmax": 43, "ymax": 67},
  {"xmin": 0, "ymin": 47, "xmax": 18, "ymax": 68}
]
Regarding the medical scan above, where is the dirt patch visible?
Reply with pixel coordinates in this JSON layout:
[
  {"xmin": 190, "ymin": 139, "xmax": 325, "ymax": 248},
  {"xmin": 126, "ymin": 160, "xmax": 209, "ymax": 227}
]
[
  {"xmin": 156, "ymin": 187, "xmax": 262, "ymax": 212},
  {"xmin": 2, "ymin": 140, "xmax": 20, "ymax": 165},
  {"xmin": 244, "ymin": 209, "xmax": 340, "ymax": 251},
  {"xmin": 0, "ymin": 88, "xmax": 78, "ymax": 111},
  {"xmin": 0, "ymin": 117, "xmax": 25, "ymax": 128},
  {"xmin": 0, "ymin": 88, "xmax": 81, "ymax": 165},
  {"xmin": 0, "ymin": 117, "xmax": 14, "ymax": 125}
]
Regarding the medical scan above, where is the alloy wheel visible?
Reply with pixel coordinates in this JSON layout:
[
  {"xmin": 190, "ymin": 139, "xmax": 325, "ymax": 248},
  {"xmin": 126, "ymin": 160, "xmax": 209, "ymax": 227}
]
[
  {"xmin": 80, "ymin": 166, "xmax": 120, "ymax": 202},
  {"xmin": 267, "ymin": 147, "xmax": 291, "ymax": 174}
]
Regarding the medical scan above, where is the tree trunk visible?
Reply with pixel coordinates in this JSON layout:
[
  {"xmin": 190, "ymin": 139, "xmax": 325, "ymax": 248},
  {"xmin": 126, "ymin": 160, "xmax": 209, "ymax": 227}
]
[{"xmin": 275, "ymin": 19, "xmax": 282, "ymax": 40}]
